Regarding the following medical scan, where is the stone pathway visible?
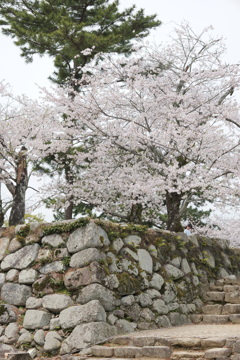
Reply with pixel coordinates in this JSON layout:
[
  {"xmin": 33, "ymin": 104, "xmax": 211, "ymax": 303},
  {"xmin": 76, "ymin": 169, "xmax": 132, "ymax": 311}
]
[{"xmin": 86, "ymin": 324, "xmax": 240, "ymax": 360}]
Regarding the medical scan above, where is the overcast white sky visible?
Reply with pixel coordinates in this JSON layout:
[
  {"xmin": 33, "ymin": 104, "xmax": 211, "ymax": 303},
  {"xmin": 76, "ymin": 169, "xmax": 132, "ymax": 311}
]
[{"xmin": 0, "ymin": 0, "xmax": 240, "ymax": 98}]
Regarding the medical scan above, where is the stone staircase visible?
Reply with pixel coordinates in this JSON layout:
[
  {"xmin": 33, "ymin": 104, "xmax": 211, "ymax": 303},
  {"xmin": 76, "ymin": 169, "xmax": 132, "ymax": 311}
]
[
  {"xmin": 191, "ymin": 275, "xmax": 240, "ymax": 325},
  {"xmin": 84, "ymin": 331, "xmax": 236, "ymax": 360},
  {"xmin": 78, "ymin": 275, "xmax": 240, "ymax": 360}
]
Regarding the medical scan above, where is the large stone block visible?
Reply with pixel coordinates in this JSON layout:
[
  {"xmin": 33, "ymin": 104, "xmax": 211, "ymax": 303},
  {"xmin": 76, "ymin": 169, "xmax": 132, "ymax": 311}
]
[
  {"xmin": 164, "ymin": 264, "xmax": 184, "ymax": 280},
  {"xmin": 59, "ymin": 300, "xmax": 106, "ymax": 329},
  {"xmin": 42, "ymin": 294, "xmax": 74, "ymax": 313},
  {"xmin": 137, "ymin": 249, "xmax": 153, "ymax": 274},
  {"xmin": 23, "ymin": 310, "xmax": 52, "ymax": 329},
  {"xmin": 149, "ymin": 273, "xmax": 164, "ymax": 291},
  {"xmin": 76, "ymin": 283, "xmax": 117, "ymax": 311},
  {"xmin": 44, "ymin": 331, "xmax": 62, "ymax": 352},
  {"xmin": 70, "ymin": 248, "xmax": 106, "ymax": 268},
  {"xmin": 60, "ymin": 322, "xmax": 117, "ymax": 354},
  {"xmin": 1, "ymin": 244, "xmax": 40, "ymax": 271},
  {"xmin": 18, "ymin": 269, "xmax": 37, "ymax": 284},
  {"xmin": 66, "ymin": 221, "xmax": 109, "ymax": 254},
  {"xmin": 33, "ymin": 273, "xmax": 64, "ymax": 295},
  {"xmin": 42, "ymin": 234, "xmax": 64, "ymax": 248},
  {"xmin": 1, "ymin": 283, "xmax": 32, "ymax": 306},
  {"xmin": 64, "ymin": 262, "xmax": 105, "ymax": 290}
]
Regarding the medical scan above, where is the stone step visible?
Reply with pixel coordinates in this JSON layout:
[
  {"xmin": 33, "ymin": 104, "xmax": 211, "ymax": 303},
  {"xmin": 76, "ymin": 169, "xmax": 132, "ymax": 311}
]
[
  {"xmin": 172, "ymin": 350, "xmax": 205, "ymax": 359},
  {"xmin": 222, "ymin": 304, "xmax": 240, "ymax": 314},
  {"xmin": 203, "ymin": 291, "xmax": 225, "ymax": 302},
  {"xmin": 110, "ymin": 336, "xmax": 171, "ymax": 347},
  {"xmin": 202, "ymin": 304, "xmax": 222, "ymax": 315},
  {"xmin": 91, "ymin": 345, "xmax": 172, "ymax": 358},
  {"xmin": 201, "ymin": 315, "xmax": 229, "ymax": 324}
]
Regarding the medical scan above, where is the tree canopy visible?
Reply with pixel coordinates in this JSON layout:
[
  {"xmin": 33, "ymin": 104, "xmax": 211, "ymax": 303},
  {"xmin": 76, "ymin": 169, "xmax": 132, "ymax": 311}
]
[
  {"xmin": 41, "ymin": 23, "xmax": 240, "ymax": 231},
  {"xmin": 0, "ymin": 0, "xmax": 160, "ymax": 85}
]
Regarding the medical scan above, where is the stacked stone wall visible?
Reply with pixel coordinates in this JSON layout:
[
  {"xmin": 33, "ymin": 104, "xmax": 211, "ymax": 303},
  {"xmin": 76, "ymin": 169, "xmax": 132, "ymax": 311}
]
[{"xmin": 0, "ymin": 218, "xmax": 239, "ymax": 357}]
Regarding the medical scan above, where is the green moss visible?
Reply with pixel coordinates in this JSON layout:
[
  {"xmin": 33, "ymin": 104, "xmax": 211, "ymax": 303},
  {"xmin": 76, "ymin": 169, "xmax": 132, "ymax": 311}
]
[
  {"xmin": 42, "ymin": 217, "xmax": 90, "ymax": 236},
  {"xmin": 95, "ymin": 220, "xmax": 148, "ymax": 242},
  {"xmin": 62, "ymin": 257, "xmax": 71, "ymax": 267},
  {"xmin": 117, "ymin": 272, "xmax": 141, "ymax": 295},
  {"xmin": 16, "ymin": 224, "xmax": 30, "ymax": 245}
]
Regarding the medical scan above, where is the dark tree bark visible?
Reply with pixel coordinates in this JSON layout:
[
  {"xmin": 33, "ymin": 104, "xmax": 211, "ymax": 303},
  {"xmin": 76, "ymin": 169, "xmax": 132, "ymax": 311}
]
[
  {"xmin": 64, "ymin": 164, "xmax": 74, "ymax": 220},
  {"xmin": 8, "ymin": 150, "xmax": 28, "ymax": 226},
  {"xmin": 166, "ymin": 191, "xmax": 184, "ymax": 232},
  {"xmin": 129, "ymin": 203, "xmax": 143, "ymax": 223}
]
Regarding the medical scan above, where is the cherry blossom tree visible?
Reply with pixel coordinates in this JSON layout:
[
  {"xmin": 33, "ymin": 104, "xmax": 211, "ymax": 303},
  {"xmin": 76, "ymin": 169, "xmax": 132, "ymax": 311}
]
[
  {"xmin": 0, "ymin": 84, "xmax": 59, "ymax": 225},
  {"xmin": 44, "ymin": 23, "xmax": 240, "ymax": 232}
]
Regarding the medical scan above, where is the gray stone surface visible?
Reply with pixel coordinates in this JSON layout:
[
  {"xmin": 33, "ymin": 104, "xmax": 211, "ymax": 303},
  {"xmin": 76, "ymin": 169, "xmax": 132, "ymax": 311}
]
[
  {"xmin": 170, "ymin": 257, "xmax": 181, "ymax": 267},
  {"xmin": 137, "ymin": 249, "xmax": 153, "ymax": 274},
  {"xmin": 23, "ymin": 310, "xmax": 52, "ymax": 329},
  {"xmin": 33, "ymin": 329, "xmax": 45, "ymax": 346},
  {"xmin": 149, "ymin": 273, "xmax": 164, "ymax": 291},
  {"xmin": 60, "ymin": 322, "xmax": 117, "ymax": 354},
  {"xmin": 0, "ymin": 305, "xmax": 18, "ymax": 324},
  {"xmin": 67, "ymin": 221, "xmax": 109, "ymax": 253},
  {"xmin": 64, "ymin": 262, "xmax": 105, "ymax": 290},
  {"xmin": 0, "ymin": 273, "xmax": 5, "ymax": 288},
  {"xmin": 1, "ymin": 244, "xmax": 40, "ymax": 271},
  {"xmin": 1, "ymin": 283, "xmax": 32, "ymax": 306},
  {"xmin": 17, "ymin": 331, "xmax": 32, "ymax": 345},
  {"xmin": 59, "ymin": 300, "xmax": 106, "ymax": 329},
  {"xmin": 44, "ymin": 331, "xmax": 63, "ymax": 352},
  {"xmin": 152, "ymin": 299, "xmax": 169, "ymax": 314},
  {"xmin": 162, "ymin": 282, "xmax": 177, "ymax": 303},
  {"xmin": 122, "ymin": 247, "xmax": 139, "ymax": 261},
  {"xmin": 6, "ymin": 269, "xmax": 19, "ymax": 282},
  {"xmin": 42, "ymin": 234, "xmax": 65, "ymax": 248},
  {"xmin": 123, "ymin": 235, "xmax": 141, "ymax": 247},
  {"xmin": 112, "ymin": 238, "xmax": 124, "ymax": 253},
  {"xmin": 39, "ymin": 261, "xmax": 66, "ymax": 274},
  {"xmin": 121, "ymin": 295, "xmax": 135, "ymax": 306},
  {"xmin": 181, "ymin": 258, "xmax": 191, "ymax": 274},
  {"xmin": 76, "ymin": 283, "xmax": 118, "ymax": 311},
  {"xmin": 8, "ymin": 238, "xmax": 22, "ymax": 254},
  {"xmin": 164, "ymin": 264, "xmax": 184, "ymax": 279},
  {"xmin": 115, "ymin": 319, "xmax": 137, "ymax": 333},
  {"xmin": 169, "ymin": 312, "xmax": 191, "ymax": 326},
  {"xmin": 137, "ymin": 293, "xmax": 153, "ymax": 307},
  {"xmin": 18, "ymin": 269, "xmax": 37, "ymax": 284},
  {"xmin": 50, "ymin": 317, "xmax": 61, "ymax": 330},
  {"xmin": 70, "ymin": 248, "xmax": 106, "ymax": 268},
  {"xmin": 26, "ymin": 297, "xmax": 42, "ymax": 309},
  {"xmin": 0, "ymin": 237, "xmax": 10, "ymax": 261},
  {"xmin": 42, "ymin": 294, "xmax": 74, "ymax": 313},
  {"xmin": 4, "ymin": 323, "xmax": 19, "ymax": 344}
]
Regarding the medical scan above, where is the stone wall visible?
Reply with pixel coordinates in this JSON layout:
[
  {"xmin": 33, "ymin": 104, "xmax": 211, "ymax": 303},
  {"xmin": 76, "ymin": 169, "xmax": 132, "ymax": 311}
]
[{"xmin": 0, "ymin": 218, "xmax": 239, "ymax": 357}]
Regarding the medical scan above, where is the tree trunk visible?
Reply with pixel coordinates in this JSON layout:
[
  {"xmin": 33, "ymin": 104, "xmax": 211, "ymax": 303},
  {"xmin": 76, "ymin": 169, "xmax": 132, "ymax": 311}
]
[
  {"xmin": 64, "ymin": 164, "xmax": 74, "ymax": 220},
  {"xmin": 129, "ymin": 203, "xmax": 143, "ymax": 223},
  {"xmin": 0, "ymin": 182, "xmax": 4, "ymax": 227},
  {"xmin": 64, "ymin": 195, "xmax": 74, "ymax": 220},
  {"xmin": 9, "ymin": 150, "xmax": 28, "ymax": 226},
  {"xmin": 166, "ymin": 191, "xmax": 183, "ymax": 232}
]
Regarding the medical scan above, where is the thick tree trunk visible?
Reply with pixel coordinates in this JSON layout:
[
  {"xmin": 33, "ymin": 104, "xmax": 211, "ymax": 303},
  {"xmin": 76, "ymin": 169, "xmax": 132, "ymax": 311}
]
[
  {"xmin": 129, "ymin": 203, "xmax": 143, "ymax": 223},
  {"xmin": 166, "ymin": 191, "xmax": 183, "ymax": 232},
  {"xmin": 9, "ymin": 151, "xmax": 28, "ymax": 226}
]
